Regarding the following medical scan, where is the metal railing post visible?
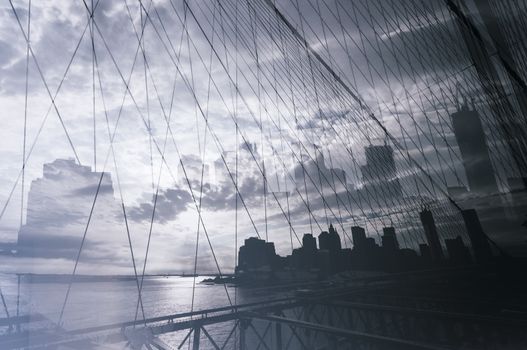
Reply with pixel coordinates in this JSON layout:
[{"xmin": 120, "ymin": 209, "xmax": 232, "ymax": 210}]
[{"xmin": 192, "ymin": 326, "xmax": 201, "ymax": 350}]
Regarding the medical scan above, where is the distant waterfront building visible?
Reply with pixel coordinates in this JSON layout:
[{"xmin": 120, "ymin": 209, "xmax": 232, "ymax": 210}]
[
  {"xmin": 318, "ymin": 224, "xmax": 342, "ymax": 252},
  {"xmin": 237, "ymin": 237, "xmax": 278, "ymax": 273},
  {"xmin": 445, "ymin": 236, "xmax": 472, "ymax": 265},
  {"xmin": 361, "ymin": 144, "xmax": 402, "ymax": 199},
  {"xmin": 451, "ymin": 104, "xmax": 499, "ymax": 195},
  {"xmin": 461, "ymin": 209, "xmax": 493, "ymax": 263},
  {"xmin": 381, "ymin": 227, "xmax": 399, "ymax": 251},
  {"xmin": 351, "ymin": 226, "xmax": 367, "ymax": 250},
  {"xmin": 302, "ymin": 233, "xmax": 317, "ymax": 252},
  {"xmin": 420, "ymin": 209, "xmax": 444, "ymax": 262},
  {"xmin": 17, "ymin": 159, "xmax": 118, "ymax": 259}
]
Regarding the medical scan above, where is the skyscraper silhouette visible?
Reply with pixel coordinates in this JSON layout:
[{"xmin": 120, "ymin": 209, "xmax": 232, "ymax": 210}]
[
  {"xmin": 302, "ymin": 234, "xmax": 317, "ymax": 252},
  {"xmin": 361, "ymin": 144, "xmax": 402, "ymax": 199},
  {"xmin": 451, "ymin": 104, "xmax": 499, "ymax": 195},
  {"xmin": 461, "ymin": 209, "xmax": 493, "ymax": 263},
  {"xmin": 381, "ymin": 227, "xmax": 399, "ymax": 251},
  {"xmin": 318, "ymin": 224, "xmax": 342, "ymax": 252},
  {"xmin": 351, "ymin": 226, "xmax": 367, "ymax": 250},
  {"xmin": 420, "ymin": 209, "xmax": 444, "ymax": 262}
]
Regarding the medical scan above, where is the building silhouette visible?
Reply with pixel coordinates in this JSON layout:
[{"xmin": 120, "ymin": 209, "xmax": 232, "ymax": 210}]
[
  {"xmin": 361, "ymin": 144, "xmax": 402, "ymax": 199},
  {"xmin": 420, "ymin": 209, "xmax": 444, "ymax": 262},
  {"xmin": 381, "ymin": 227, "xmax": 399, "ymax": 251},
  {"xmin": 236, "ymin": 237, "xmax": 279, "ymax": 274},
  {"xmin": 302, "ymin": 233, "xmax": 317, "ymax": 253},
  {"xmin": 351, "ymin": 226, "xmax": 367, "ymax": 250},
  {"xmin": 319, "ymin": 224, "xmax": 342, "ymax": 252},
  {"xmin": 451, "ymin": 104, "xmax": 499, "ymax": 195},
  {"xmin": 461, "ymin": 209, "xmax": 494, "ymax": 263}
]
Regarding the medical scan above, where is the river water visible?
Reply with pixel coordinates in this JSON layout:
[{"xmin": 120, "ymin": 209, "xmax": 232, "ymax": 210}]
[{"xmin": 0, "ymin": 273, "xmax": 287, "ymax": 349}]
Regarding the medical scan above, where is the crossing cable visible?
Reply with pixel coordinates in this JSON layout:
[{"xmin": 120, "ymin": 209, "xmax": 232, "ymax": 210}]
[
  {"xmin": 382, "ymin": 0, "xmax": 465, "ymax": 189},
  {"xmin": 149, "ymin": 0, "xmax": 318, "ymax": 245},
  {"xmin": 301, "ymin": 8, "xmax": 412, "ymax": 243},
  {"xmin": 92, "ymin": 26, "xmax": 148, "ymax": 325},
  {"xmin": 120, "ymin": 0, "xmax": 233, "ymax": 309},
  {"xmin": 293, "ymin": 0, "xmax": 471, "ymax": 201},
  {"xmin": 245, "ymin": 0, "xmax": 468, "ymax": 241},
  {"xmin": 389, "ymin": 0, "xmax": 517, "ymax": 186},
  {"xmin": 122, "ymin": 0, "xmax": 178, "ymax": 325},
  {"xmin": 271, "ymin": 9, "xmax": 297, "ymax": 250},
  {"xmin": 90, "ymin": 0, "xmax": 96, "ymax": 172},
  {"xmin": 293, "ymin": 0, "xmax": 332, "ymax": 230},
  {"xmin": 352, "ymin": 0, "xmax": 439, "ymax": 246},
  {"xmin": 376, "ymin": 0, "xmax": 455, "ymax": 243},
  {"xmin": 202, "ymin": 0, "xmax": 434, "ymax": 243},
  {"xmin": 260, "ymin": 0, "xmax": 466, "ymax": 214},
  {"xmin": 408, "ymin": 0, "xmax": 519, "ymax": 186},
  {"xmin": 139, "ymin": 6, "xmax": 155, "ymax": 199},
  {"xmin": 206, "ymin": 0, "xmax": 390, "ymax": 228},
  {"xmin": 311, "ymin": 0, "xmax": 416, "ymax": 246},
  {"xmin": 116, "ymin": 0, "xmax": 234, "ymax": 305},
  {"xmin": 306, "ymin": 0, "xmax": 469, "ymax": 193},
  {"xmin": 190, "ymin": 0, "xmax": 215, "ymax": 316},
  {"xmin": 0, "ymin": 286, "xmax": 11, "ymax": 330},
  {"xmin": 196, "ymin": 0, "xmax": 414, "ymax": 246},
  {"xmin": 165, "ymin": 0, "xmax": 313, "ymax": 243},
  {"xmin": 1, "ymin": 1, "xmax": 103, "ymax": 223},
  {"xmin": 20, "ymin": 0, "xmax": 31, "ymax": 231},
  {"xmin": 162, "ymin": 0, "xmax": 264, "ymax": 243},
  {"xmin": 416, "ymin": 0, "xmax": 524, "ymax": 182},
  {"xmin": 58, "ymin": 0, "xmax": 164, "ymax": 326},
  {"xmin": 181, "ymin": 2, "xmax": 323, "ymax": 244},
  {"xmin": 9, "ymin": 0, "xmax": 82, "ymax": 165},
  {"xmin": 219, "ymin": 0, "xmax": 446, "ymax": 241},
  {"xmin": 284, "ymin": 0, "xmax": 500, "ymax": 243},
  {"xmin": 184, "ymin": 0, "xmax": 356, "ymax": 241},
  {"xmin": 272, "ymin": 3, "xmax": 315, "ymax": 237},
  {"xmin": 246, "ymin": 0, "xmax": 270, "ymax": 242},
  {"xmin": 447, "ymin": 0, "xmax": 527, "ymax": 178}
]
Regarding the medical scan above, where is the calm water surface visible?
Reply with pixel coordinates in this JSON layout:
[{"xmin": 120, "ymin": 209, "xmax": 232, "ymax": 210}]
[{"xmin": 0, "ymin": 274, "xmax": 286, "ymax": 349}]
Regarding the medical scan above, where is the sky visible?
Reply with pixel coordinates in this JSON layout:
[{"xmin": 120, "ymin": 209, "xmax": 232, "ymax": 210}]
[{"xmin": 0, "ymin": 0, "xmax": 525, "ymax": 274}]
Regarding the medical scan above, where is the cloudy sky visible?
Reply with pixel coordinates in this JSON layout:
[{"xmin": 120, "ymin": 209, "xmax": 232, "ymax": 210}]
[{"xmin": 0, "ymin": 0, "xmax": 524, "ymax": 274}]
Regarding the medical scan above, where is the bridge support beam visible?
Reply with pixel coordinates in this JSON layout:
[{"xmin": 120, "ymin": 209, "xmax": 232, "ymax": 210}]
[
  {"xmin": 192, "ymin": 326, "xmax": 200, "ymax": 350},
  {"xmin": 239, "ymin": 319, "xmax": 249, "ymax": 350},
  {"xmin": 275, "ymin": 320, "xmax": 282, "ymax": 350}
]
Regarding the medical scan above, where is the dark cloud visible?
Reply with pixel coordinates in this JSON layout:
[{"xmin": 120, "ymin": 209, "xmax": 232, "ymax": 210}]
[{"xmin": 128, "ymin": 187, "xmax": 192, "ymax": 223}]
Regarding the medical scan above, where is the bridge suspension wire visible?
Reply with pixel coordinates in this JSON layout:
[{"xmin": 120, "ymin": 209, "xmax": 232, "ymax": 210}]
[
  {"xmin": 300, "ymin": 0, "xmax": 516, "ymax": 197},
  {"xmin": 221, "ymin": 0, "xmax": 426, "ymax": 247},
  {"xmin": 256, "ymin": 0, "xmax": 478, "ymax": 241},
  {"xmin": 217, "ymin": 0, "xmax": 460, "ymax": 245},
  {"xmin": 91, "ymin": 9, "xmax": 148, "ymax": 324},
  {"xmin": 5, "ymin": 3, "xmax": 527, "ymax": 337},
  {"xmin": 8, "ymin": 0, "xmax": 82, "ymax": 166},
  {"xmin": 1, "ymin": 0, "xmax": 102, "ymax": 223},
  {"xmin": 196, "ymin": 0, "xmax": 444, "ymax": 249},
  {"xmin": 20, "ymin": 0, "xmax": 31, "ymax": 231},
  {"xmin": 56, "ymin": 0, "xmax": 171, "ymax": 325}
]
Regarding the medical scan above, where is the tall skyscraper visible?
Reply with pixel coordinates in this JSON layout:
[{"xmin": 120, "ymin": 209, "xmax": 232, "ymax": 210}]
[
  {"xmin": 361, "ymin": 144, "xmax": 402, "ymax": 199},
  {"xmin": 302, "ymin": 233, "xmax": 317, "ymax": 253},
  {"xmin": 451, "ymin": 104, "xmax": 499, "ymax": 195},
  {"xmin": 420, "ymin": 209, "xmax": 444, "ymax": 262},
  {"xmin": 318, "ymin": 224, "xmax": 342, "ymax": 252},
  {"xmin": 381, "ymin": 227, "xmax": 399, "ymax": 251},
  {"xmin": 461, "ymin": 209, "xmax": 493, "ymax": 263},
  {"xmin": 351, "ymin": 226, "xmax": 367, "ymax": 250}
]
